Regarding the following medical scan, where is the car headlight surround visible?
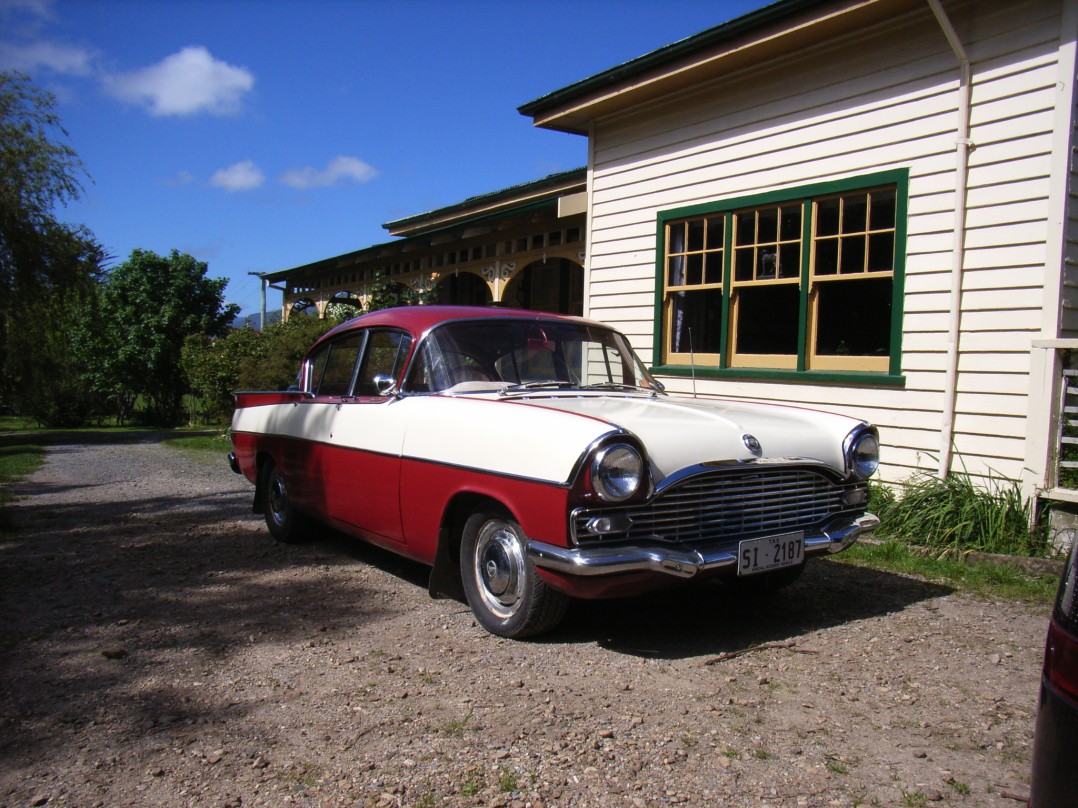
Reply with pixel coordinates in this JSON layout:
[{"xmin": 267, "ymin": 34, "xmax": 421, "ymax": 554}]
[
  {"xmin": 591, "ymin": 443, "xmax": 644, "ymax": 502},
  {"xmin": 846, "ymin": 427, "xmax": 880, "ymax": 480}
]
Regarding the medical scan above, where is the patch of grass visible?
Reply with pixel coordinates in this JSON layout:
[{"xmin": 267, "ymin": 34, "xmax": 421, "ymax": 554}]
[
  {"xmin": 902, "ymin": 790, "xmax": 927, "ymax": 807},
  {"xmin": 497, "ymin": 768, "xmax": 519, "ymax": 793},
  {"xmin": 0, "ymin": 416, "xmax": 39, "ymax": 433},
  {"xmin": 870, "ymin": 470, "xmax": 1043, "ymax": 557},
  {"xmin": 354, "ymin": 682, "xmax": 379, "ymax": 701},
  {"xmin": 460, "ymin": 776, "xmax": 482, "ymax": 797},
  {"xmin": 162, "ymin": 431, "xmax": 232, "ymax": 465},
  {"xmin": 0, "ymin": 432, "xmax": 48, "ymax": 528},
  {"xmin": 949, "ymin": 780, "xmax": 971, "ymax": 796},
  {"xmin": 837, "ymin": 541, "xmax": 1058, "ymax": 604},
  {"xmin": 0, "ymin": 441, "xmax": 46, "ymax": 484},
  {"xmin": 277, "ymin": 760, "xmax": 325, "ymax": 788},
  {"xmin": 753, "ymin": 748, "xmax": 773, "ymax": 761},
  {"xmin": 826, "ymin": 760, "xmax": 849, "ymax": 775},
  {"xmin": 439, "ymin": 709, "xmax": 473, "ymax": 738}
]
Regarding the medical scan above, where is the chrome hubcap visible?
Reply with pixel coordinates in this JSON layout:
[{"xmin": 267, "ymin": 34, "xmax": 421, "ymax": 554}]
[
  {"xmin": 268, "ymin": 474, "xmax": 288, "ymax": 524},
  {"xmin": 474, "ymin": 520, "xmax": 526, "ymax": 618}
]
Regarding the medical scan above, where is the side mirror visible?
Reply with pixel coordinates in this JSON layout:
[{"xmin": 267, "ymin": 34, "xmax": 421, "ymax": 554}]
[{"xmin": 372, "ymin": 374, "xmax": 399, "ymax": 397}]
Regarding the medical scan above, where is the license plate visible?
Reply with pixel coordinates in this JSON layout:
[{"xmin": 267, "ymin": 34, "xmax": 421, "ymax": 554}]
[{"xmin": 737, "ymin": 532, "xmax": 805, "ymax": 576}]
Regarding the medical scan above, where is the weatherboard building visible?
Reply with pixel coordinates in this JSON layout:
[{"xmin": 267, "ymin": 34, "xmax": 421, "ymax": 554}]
[{"xmin": 257, "ymin": 0, "xmax": 1078, "ymax": 523}]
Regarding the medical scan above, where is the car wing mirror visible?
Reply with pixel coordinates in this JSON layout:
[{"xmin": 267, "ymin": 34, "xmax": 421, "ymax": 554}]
[{"xmin": 372, "ymin": 374, "xmax": 399, "ymax": 397}]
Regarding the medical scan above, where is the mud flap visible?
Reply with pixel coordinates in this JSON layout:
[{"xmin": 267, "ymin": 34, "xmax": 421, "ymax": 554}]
[{"xmin": 428, "ymin": 527, "xmax": 465, "ymax": 601}]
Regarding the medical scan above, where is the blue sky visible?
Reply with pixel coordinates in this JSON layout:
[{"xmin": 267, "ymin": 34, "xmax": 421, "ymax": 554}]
[{"xmin": 1, "ymin": 0, "xmax": 768, "ymax": 316}]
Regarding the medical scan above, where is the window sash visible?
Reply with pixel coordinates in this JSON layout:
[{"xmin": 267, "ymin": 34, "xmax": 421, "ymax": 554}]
[{"xmin": 655, "ymin": 171, "xmax": 906, "ymax": 378}]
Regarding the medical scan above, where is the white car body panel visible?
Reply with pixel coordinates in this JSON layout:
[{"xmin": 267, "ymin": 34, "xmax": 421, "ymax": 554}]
[{"xmin": 233, "ymin": 389, "xmax": 861, "ymax": 485}]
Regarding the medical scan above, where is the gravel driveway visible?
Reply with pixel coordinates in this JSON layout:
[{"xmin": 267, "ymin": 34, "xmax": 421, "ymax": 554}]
[{"xmin": 0, "ymin": 433, "xmax": 1049, "ymax": 807}]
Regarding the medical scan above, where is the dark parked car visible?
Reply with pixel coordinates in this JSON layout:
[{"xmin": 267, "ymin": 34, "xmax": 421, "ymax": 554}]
[{"xmin": 1029, "ymin": 537, "xmax": 1078, "ymax": 806}]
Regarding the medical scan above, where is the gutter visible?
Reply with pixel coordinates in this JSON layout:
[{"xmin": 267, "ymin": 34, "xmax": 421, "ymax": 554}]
[{"xmin": 928, "ymin": 0, "xmax": 973, "ymax": 479}]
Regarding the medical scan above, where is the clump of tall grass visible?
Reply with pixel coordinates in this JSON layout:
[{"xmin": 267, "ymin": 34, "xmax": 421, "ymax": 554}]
[{"xmin": 868, "ymin": 470, "xmax": 1045, "ymax": 558}]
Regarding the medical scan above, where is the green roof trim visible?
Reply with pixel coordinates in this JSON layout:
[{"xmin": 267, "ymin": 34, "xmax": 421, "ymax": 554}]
[
  {"xmin": 382, "ymin": 167, "xmax": 586, "ymax": 232},
  {"xmin": 518, "ymin": 0, "xmax": 825, "ymax": 119},
  {"xmin": 260, "ymin": 167, "xmax": 587, "ymax": 283}
]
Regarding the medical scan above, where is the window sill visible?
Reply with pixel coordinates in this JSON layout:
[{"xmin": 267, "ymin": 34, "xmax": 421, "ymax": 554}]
[{"xmin": 650, "ymin": 364, "xmax": 905, "ymax": 388}]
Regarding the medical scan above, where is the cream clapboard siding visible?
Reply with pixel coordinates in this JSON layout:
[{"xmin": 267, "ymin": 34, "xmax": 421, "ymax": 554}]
[
  {"xmin": 1063, "ymin": 110, "xmax": 1078, "ymax": 337},
  {"xmin": 582, "ymin": 0, "xmax": 1069, "ymax": 487}
]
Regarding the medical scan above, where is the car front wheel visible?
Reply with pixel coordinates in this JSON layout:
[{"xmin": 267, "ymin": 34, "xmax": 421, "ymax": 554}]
[{"xmin": 460, "ymin": 509, "xmax": 569, "ymax": 639}]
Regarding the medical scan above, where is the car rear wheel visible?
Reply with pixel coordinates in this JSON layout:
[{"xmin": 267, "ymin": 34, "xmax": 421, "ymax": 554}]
[
  {"xmin": 460, "ymin": 509, "xmax": 569, "ymax": 639},
  {"xmin": 263, "ymin": 461, "xmax": 308, "ymax": 543}
]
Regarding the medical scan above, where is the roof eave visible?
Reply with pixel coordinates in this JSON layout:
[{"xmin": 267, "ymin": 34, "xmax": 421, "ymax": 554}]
[
  {"xmin": 518, "ymin": 0, "xmax": 911, "ymax": 133},
  {"xmin": 383, "ymin": 167, "xmax": 586, "ymax": 237}
]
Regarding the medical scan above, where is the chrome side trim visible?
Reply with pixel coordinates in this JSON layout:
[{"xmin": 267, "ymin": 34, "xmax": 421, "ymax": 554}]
[{"xmin": 528, "ymin": 513, "xmax": 878, "ymax": 579}]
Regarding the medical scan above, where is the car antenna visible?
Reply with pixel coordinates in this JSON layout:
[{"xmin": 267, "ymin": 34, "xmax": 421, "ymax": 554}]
[{"xmin": 688, "ymin": 327, "xmax": 697, "ymax": 398}]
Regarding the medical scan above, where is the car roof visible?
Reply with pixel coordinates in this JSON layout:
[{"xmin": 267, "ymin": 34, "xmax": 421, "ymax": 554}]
[{"xmin": 316, "ymin": 305, "xmax": 600, "ymax": 343}]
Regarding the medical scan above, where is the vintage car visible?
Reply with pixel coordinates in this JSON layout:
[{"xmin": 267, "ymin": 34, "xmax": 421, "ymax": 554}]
[{"xmin": 229, "ymin": 306, "xmax": 880, "ymax": 638}]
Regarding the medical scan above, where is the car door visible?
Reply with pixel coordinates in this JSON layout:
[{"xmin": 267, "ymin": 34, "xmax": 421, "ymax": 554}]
[
  {"xmin": 284, "ymin": 330, "xmax": 367, "ymax": 515},
  {"xmin": 322, "ymin": 328, "xmax": 412, "ymax": 544}
]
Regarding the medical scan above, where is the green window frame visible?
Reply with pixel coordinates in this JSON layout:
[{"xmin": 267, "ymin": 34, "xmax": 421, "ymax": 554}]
[{"xmin": 652, "ymin": 169, "xmax": 908, "ymax": 386}]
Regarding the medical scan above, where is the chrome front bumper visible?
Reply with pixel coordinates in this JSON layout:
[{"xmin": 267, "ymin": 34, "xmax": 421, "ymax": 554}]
[{"xmin": 527, "ymin": 513, "xmax": 879, "ymax": 579}]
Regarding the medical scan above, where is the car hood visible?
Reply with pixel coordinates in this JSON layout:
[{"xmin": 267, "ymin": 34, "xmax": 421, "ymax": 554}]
[{"xmin": 521, "ymin": 393, "xmax": 863, "ymax": 482}]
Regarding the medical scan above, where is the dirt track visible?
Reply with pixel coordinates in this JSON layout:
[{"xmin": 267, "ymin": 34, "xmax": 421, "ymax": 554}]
[{"xmin": 0, "ymin": 433, "xmax": 1050, "ymax": 806}]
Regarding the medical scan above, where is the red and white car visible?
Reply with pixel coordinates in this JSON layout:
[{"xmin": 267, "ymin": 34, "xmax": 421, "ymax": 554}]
[{"xmin": 229, "ymin": 306, "xmax": 880, "ymax": 638}]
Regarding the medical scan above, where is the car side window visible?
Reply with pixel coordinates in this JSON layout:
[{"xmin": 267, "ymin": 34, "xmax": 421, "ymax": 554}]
[
  {"xmin": 305, "ymin": 342, "xmax": 331, "ymax": 394},
  {"xmin": 313, "ymin": 333, "xmax": 364, "ymax": 397},
  {"xmin": 354, "ymin": 330, "xmax": 412, "ymax": 396}
]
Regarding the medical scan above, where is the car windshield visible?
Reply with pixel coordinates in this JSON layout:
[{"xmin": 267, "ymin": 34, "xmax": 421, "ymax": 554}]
[{"xmin": 407, "ymin": 318, "xmax": 661, "ymax": 395}]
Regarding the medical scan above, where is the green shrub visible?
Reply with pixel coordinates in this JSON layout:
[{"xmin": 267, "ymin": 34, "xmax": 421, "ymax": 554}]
[{"xmin": 872, "ymin": 470, "xmax": 1044, "ymax": 557}]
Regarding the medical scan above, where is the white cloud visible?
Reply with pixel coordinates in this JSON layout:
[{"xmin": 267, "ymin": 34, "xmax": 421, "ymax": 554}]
[
  {"xmin": 161, "ymin": 170, "xmax": 196, "ymax": 187},
  {"xmin": 280, "ymin": 155, "xmax": 378, "ymax": 189},
  {"xmin": 210, "ymin": 160, "xmax": 264, "ymax": 192},
  {"xmin": 0, "ymin": 39, "xmax": 95, "ymax": 75},
  {"xmin": 0, "ymin": 0, "xmax": 54, "ymax": 24},
  {"xmin": 102, "ymin": 45, "xmax": 253, "ymax": 117}
]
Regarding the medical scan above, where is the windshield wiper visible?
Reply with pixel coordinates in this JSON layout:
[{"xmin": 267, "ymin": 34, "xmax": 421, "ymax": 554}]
[
  {"xmin": 581, "ymin": 381, "xmax": 652, "ymax": 393},
  {"xmin": 499, "ymin": 380, "xmax": 578, "ymax": 395}
]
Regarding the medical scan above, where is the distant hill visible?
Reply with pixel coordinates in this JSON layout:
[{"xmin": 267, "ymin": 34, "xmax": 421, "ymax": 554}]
[{"xmin": 232, "ymin": 310, "xmax": 283, "ymax": 330}]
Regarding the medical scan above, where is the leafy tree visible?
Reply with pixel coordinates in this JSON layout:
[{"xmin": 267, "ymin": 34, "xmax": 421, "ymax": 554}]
[
  {"xmin": 7, "ymin": 287, "xmax": 104, "ymax": 426},
  {"xmin": 182, "ymin": 326, "xmax": 265, "ymax": 424},
  {"xmin": 363, "ymin": 271, "xmax": 436, "ymax": 313},
  {"xmin": 243, "ymin": 313, "xmax": 340, "ymax": 390},
  {"xmin": 0, "ymin": 71, "xmax": 104, "ymax": 409},
  {"xmin": 0, "ymin": 71, "xmax": 86, "ymax": 255},
  {"xmin": 95, "ymin": 249, "xmax": 239, "ymax": 425},
  {"xmin": 181, "ymin": 313, "xmax": 339, "ymax": 425}
]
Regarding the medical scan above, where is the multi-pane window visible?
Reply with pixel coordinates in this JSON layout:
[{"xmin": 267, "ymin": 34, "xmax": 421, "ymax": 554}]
[
  {"xmin": 664, "ymin": 215, "xmax": 724, "ymax": 362},
  {"xmin": 809, "ymin": 188, "xmax": 896, "ymax": 371},
  {"xmin": 658, "ymin": 173, "xmax": 903, "ymax": 377},
  {"xmin": 730, "ymin": 203, "xmax": 803, "ymax": 368}
]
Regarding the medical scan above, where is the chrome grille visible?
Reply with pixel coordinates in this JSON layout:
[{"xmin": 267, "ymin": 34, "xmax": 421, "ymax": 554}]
[{"xmin": 574, "ymin": 467, "xmax": 864, "ymax": 548}]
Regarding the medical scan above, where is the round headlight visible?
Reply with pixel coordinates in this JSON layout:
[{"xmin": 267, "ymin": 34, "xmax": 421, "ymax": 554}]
[
  {"xmin": 849, "ymin": 432, "xmax": 880, "ymax": 479},
  {"xmin": 592, "ymin": 444, "xmax": 644, "ymax": 502}
]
